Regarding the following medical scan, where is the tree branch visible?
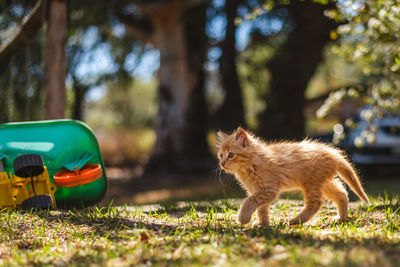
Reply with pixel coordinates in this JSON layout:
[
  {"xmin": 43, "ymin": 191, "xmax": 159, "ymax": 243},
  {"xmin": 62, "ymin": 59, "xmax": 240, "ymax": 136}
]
[
  {"xmin": 115, "ymin": 11, "xmax": 154, "ymax": 44},
  {"xmin": 304, "ymin": 84, "xmax": 366, "ymax": 118},
  {"xmin": 0, "ymin": 0, "xmax": 47, "ymax": 66},
  {"xmin": 305, "ymin": 84, "xmax": 367, "ymax": 106}
]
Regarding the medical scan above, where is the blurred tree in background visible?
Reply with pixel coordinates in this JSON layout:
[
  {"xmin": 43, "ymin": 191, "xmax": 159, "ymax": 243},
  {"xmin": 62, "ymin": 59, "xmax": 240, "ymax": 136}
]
[
  {"xmin": 0, "ymin": 0, "xmax": 68, "ymax": 119},
  {"xmin": 116, "ymin": 0, "xmax": 211, "ymax": 173},
  {"xmin": 213, "ymin": 0, "xmax": 246, "ymax": 132},
  {"xmin": 44, "ymin": 0, "xmax": 67, "ymax": 119},
  {"xmin": 0, "ymin": 0, "xmax": 45, "ymax": 122},
  {"xmin": 256, "ymin": 0, "xmax": 339, "ymax": 139}
]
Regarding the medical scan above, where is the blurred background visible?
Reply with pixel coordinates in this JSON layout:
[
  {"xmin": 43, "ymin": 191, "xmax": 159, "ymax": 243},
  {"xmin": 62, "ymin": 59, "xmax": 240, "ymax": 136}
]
[{"xmin": 1, "ymin": 0, "xmax": 399, "ymax": 205}]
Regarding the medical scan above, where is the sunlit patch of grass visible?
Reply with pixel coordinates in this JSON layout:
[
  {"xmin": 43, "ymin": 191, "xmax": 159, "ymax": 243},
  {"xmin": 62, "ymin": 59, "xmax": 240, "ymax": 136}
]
[{"xmin": 1, "ymin": 195, "xmax": 400, "ymax": 266}]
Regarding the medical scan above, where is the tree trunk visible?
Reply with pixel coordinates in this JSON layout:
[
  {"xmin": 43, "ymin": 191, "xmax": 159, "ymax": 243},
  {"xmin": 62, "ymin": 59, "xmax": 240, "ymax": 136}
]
[
  {"xmin": 181, "ymin": 4, "xmax": 211, "ymax": 170},
  {"xmin": 72, "ymin": 81, "xmax": 88, "ymax": 120},
  {"xmin": 214, "ymin": 0, "xmax": 246, "ymax": 132},
  {"xmin": 118, "ymin": 0, "xmax": 211, "ymax": 174},
  {"xmin": 145, "ymin": 3, "xmax": 211, "ymax": 173},
  {"xmin": 44, "ymin": 0, "xmax": 67, "ymax": 119},
  {"xmin": 258, "ymin": 0, "xmax": 338, "ymax": 140}
]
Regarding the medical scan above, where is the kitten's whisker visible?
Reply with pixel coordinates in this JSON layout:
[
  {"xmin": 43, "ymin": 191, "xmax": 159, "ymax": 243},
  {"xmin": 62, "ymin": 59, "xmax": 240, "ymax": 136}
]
[
  {"xmin": 210, "ymin": 166, "xmax": 221, "ymax": 183},
  {"xmin": 217, "ymin": 167, "xmax": 225, "ymax": 186},
  {"xmin": 210, "ymin": 166, "xmax": 219, "ymax": 176}
]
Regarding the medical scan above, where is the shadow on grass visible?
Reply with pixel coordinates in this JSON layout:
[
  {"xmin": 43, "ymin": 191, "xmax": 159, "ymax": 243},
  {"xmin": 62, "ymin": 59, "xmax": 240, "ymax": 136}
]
[
  {"xmin": 26, "ymin": 201, "xmax": 398, "ymax": 254},
  {"xmin": 371, "ymin": 203, "xmax": 400, "ymax": 212}
]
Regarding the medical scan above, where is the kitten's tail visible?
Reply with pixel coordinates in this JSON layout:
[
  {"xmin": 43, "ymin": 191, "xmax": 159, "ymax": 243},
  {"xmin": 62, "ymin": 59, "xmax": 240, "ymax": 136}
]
[{"xmin": 337, "ymin": 160, "xmax": 370, "ymax": 205}]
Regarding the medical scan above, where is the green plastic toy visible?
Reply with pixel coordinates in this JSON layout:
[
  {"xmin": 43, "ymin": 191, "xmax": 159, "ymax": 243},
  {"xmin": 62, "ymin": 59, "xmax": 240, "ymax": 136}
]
[{"xmin": 0, "ymin": 120, "xmax": 108, "ymax": 207}]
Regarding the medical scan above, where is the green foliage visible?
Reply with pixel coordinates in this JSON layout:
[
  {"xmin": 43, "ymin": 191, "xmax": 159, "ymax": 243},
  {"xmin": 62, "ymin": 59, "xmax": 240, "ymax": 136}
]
[
  {"xmin": 86, "ymin": 79, "xmax": 157, "ymax": 130},
  {"xmin": 306, "ymin": 44, "xmax": 364, "ymax": 100},
  {"xmin": 238, "ymin": 44, "xmax": 273, "ymax": 129},
  {"xmin": 321, "ymin": 0, "xmax": 400, "ymax": 117}
]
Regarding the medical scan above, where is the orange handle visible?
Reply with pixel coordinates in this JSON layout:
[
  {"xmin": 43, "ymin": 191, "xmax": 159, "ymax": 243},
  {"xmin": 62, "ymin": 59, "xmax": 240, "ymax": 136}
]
[{"xmin": 53, "ymin": 164, "xmax": 102, "ymax": 187}]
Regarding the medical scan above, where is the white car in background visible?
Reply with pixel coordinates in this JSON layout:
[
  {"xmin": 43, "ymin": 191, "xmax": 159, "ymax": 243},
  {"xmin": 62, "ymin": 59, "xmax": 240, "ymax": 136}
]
[{"xmin": 334, "ymin": 109, "xmax": 400, "ymax": 165}]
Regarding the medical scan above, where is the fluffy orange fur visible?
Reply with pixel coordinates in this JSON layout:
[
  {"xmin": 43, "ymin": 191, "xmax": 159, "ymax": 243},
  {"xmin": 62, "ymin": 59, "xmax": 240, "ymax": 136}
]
[{"xmin": 216, "ymin": 127, "xmax": 370, "ymax": 226}]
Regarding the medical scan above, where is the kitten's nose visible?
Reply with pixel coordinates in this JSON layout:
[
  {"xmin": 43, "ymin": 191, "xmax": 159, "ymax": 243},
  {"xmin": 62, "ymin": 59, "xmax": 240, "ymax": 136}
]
[{"xmin": 220, "ymin": 161, "xmax": 226, "ymax": 168}]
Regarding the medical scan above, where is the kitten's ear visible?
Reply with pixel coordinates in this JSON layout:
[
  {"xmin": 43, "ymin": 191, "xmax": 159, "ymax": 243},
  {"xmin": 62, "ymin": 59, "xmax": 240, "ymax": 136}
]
[{"xmin": 235, "ymin": 127, "xmax": 248, "ymax": 147}]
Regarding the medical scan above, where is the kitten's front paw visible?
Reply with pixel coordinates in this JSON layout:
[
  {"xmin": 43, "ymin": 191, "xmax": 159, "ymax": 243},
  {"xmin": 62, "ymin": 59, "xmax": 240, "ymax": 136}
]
[
  {"xmin": 238, "ymin": 210, "xmax": 252, "ymax": 225},
  {"xmin": 252, "ymin": 221, "xmax": 270, "ymax": 228}
]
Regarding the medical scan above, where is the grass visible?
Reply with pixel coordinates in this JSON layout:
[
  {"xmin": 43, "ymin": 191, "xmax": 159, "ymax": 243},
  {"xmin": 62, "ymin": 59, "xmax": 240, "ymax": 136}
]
[{"xmin": 1, "ymin": 195, "xmax": 400, "ymax": 266}]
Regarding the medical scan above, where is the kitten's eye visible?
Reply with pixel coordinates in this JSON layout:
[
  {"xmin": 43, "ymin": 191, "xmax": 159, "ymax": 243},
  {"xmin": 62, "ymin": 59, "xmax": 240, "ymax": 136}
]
[
  {"xmin": 228, "ymin": 152, "xmax": 235, "ymax": 159},
  {"xmin": 219, "ymin": 153, "xmax": 223, "ymax": 159}
]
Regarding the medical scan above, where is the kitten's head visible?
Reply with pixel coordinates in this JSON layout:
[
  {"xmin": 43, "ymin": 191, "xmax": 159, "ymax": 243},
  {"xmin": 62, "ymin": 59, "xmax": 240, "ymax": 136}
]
[{"xmin": 216, "ymin": 127, "xmax": 253, "ymax": 174}]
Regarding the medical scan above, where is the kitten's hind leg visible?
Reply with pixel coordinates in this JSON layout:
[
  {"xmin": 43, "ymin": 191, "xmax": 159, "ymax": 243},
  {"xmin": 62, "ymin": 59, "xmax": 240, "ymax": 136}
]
[
  {"xmin": 322, "ymin": 179, "xmax": 348, "ymax": 222},
  {"xmin": 289, "ymin": 187, "xmax": 323, "ymax": 225}
]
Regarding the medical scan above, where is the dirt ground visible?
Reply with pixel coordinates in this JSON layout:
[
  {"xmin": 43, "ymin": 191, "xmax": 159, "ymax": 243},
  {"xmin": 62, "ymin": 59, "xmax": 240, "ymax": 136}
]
[{"xmin": 99, "ymin": 166, "xmax": 242, "ymax": 206}]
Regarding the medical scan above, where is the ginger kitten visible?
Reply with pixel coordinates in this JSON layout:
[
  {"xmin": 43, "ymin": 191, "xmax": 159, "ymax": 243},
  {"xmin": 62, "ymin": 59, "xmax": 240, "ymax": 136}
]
[{"xmin": 216, "ymin": 127, "xmax": 369, "ymax": 226}]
